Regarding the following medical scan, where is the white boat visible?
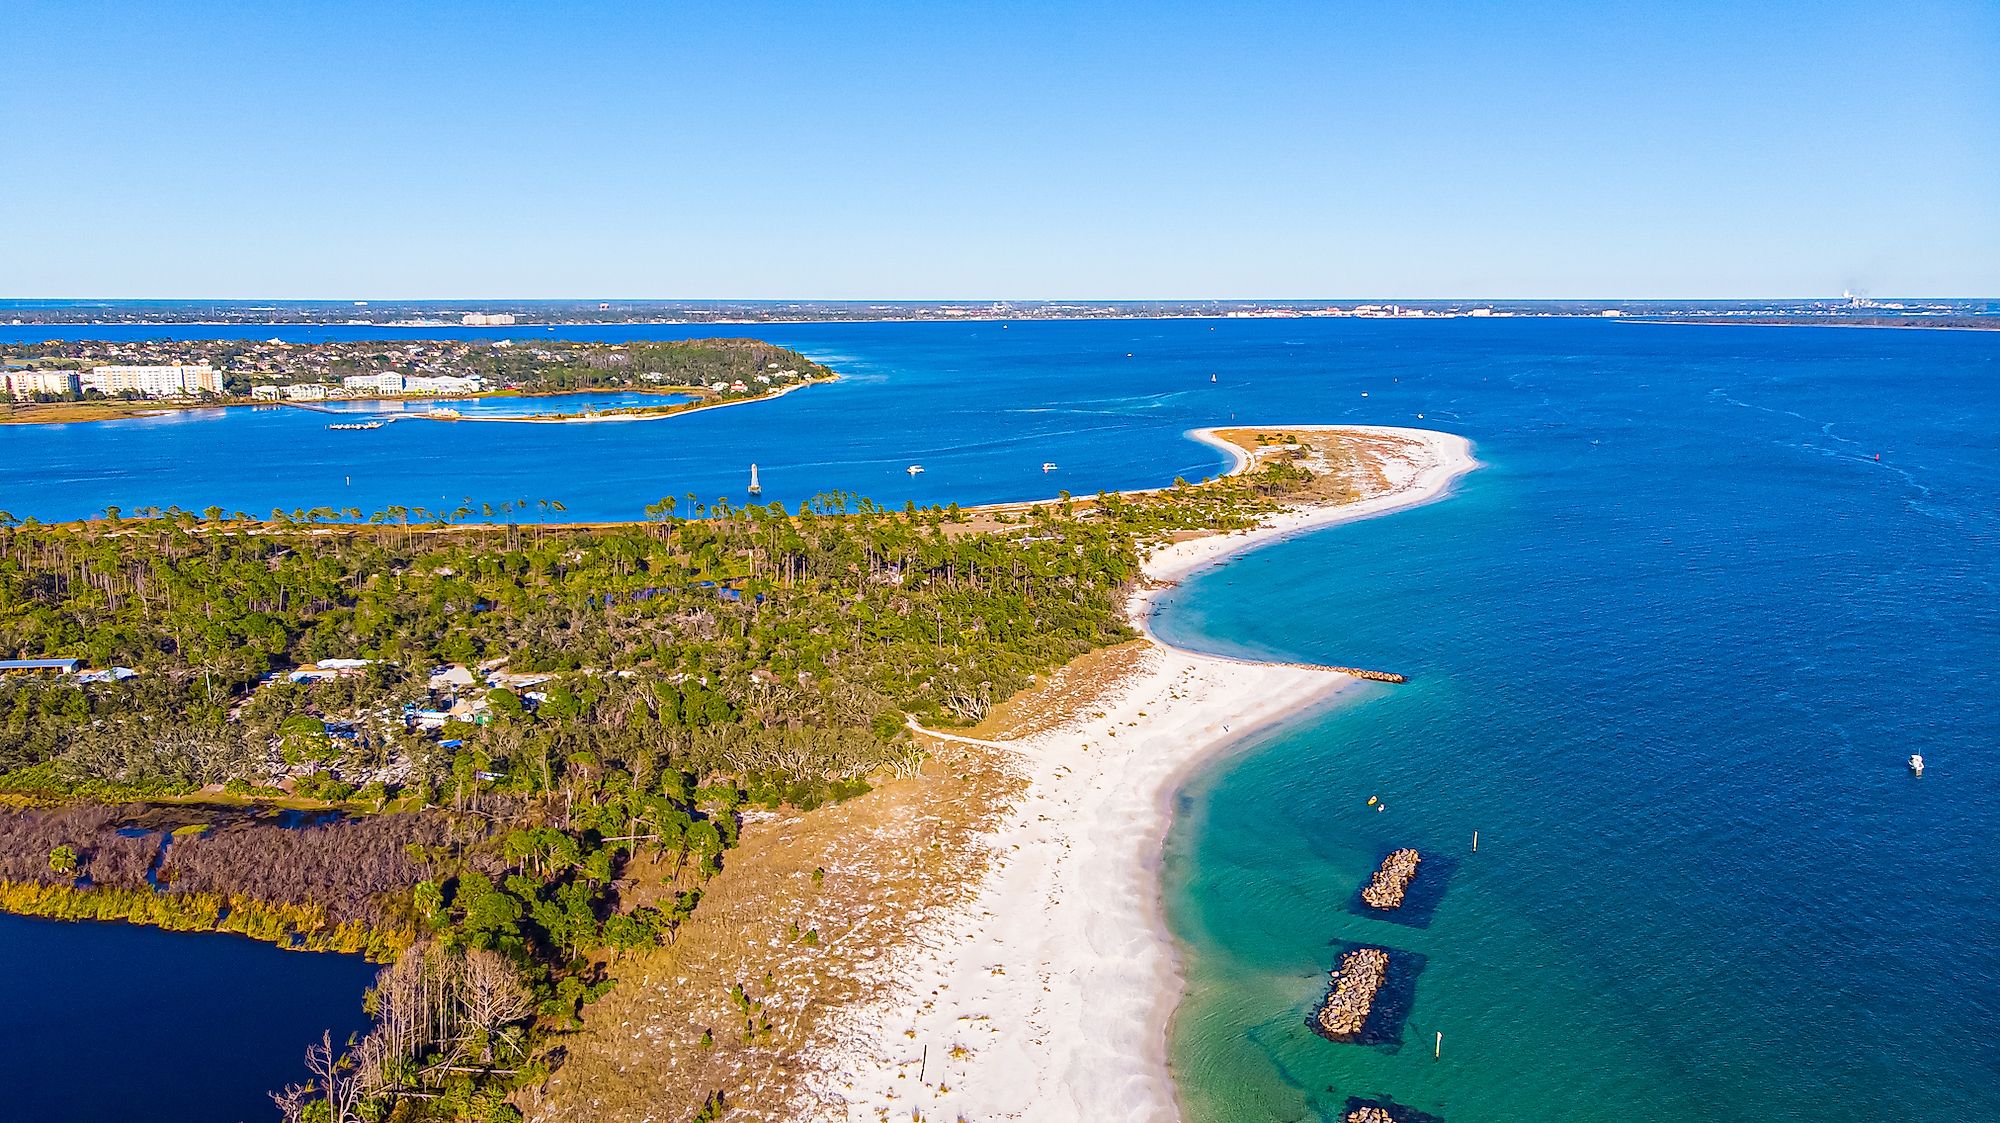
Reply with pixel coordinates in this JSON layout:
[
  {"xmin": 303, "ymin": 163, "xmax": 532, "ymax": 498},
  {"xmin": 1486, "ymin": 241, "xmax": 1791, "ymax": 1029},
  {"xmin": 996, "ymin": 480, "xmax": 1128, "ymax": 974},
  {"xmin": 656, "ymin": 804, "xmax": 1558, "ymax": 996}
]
[
  {"xmin": 1041, "ymin": 462, "xmax": 1058, "ymax": 472},
  {"xmin": 328, "ymin": 420, "xmax": 384, "ymax": 431},
  {"xmin": 907, "ymin": 464, "xmax": 924, "ymax": 475},
  {"xmin": 748, "ymin": 463, "xmax": 762, "ymax": 495},
  {"xmin": 1909, "ymin": 754, "xmax": 1924, "ymax": 776}
]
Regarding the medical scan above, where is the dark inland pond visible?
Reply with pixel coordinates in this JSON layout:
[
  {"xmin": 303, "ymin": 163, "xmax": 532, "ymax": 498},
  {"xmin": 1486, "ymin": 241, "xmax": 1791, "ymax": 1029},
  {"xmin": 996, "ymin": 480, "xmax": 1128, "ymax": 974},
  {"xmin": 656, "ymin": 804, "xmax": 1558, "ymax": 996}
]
[{"xmin": 0, "ymin": 913, "xmax": 376, "ymax": 1122}]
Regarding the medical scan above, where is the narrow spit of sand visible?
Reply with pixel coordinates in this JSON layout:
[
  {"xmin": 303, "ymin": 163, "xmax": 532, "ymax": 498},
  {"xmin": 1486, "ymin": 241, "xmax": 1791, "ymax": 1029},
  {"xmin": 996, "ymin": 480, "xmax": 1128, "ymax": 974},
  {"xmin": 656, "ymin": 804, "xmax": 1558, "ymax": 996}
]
[{"xmin": 790, "ymin": 425, "xmax": 1478, "ymax": 1123}]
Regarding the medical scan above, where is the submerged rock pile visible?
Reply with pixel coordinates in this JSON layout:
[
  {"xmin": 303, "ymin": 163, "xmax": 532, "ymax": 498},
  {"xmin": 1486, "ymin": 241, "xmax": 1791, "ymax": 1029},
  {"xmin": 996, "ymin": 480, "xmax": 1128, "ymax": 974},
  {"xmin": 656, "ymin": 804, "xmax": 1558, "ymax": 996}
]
[
  {"xmin": 1361, "ymin": 847, "xmax": 1422, "ymax": 910},
  {"xmin": 1316, "ymin": 947, "xmax": 1390, "ymax": 1038},
  {"xmin": 1346, "ymin": 1108, "xmax": 1399, "ymax": 1123}
]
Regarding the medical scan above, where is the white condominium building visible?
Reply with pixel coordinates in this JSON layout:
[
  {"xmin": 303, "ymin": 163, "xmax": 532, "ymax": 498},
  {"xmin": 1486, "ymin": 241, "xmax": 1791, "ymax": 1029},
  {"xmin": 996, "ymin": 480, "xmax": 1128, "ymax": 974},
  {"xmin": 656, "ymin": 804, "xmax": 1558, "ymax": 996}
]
[
  {"xmin": 342, "ymin": 372, "xmax": 482, "ymax": 395},
  {"xmin": 4, "ymin": 369, "xmax": 82, "ymax": 399},
  {"xmin": 344, "ymin": 372, "xmax": 409, "ymax": 395},
  {"xmin": 81, "ymin": 364, "xmax": 220, "ymax": 397}
]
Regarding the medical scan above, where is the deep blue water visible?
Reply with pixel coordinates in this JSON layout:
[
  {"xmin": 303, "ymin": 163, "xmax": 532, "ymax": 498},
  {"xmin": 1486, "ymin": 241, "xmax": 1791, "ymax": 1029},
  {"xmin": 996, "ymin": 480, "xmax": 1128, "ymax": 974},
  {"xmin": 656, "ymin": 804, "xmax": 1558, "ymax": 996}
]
[
  {"xmin": 3, "ymin": 318, "xmax": 1997, "ymax": 1120},
  {"xmin": 2, "ymin": 320, "xmax": 1263, "ymax": 522},
  {"xmin": 1149, "ymin": 325, "xmax": 2000, "ymax": 1121},
  {"xmin": 0, "ymin": 914, "xmax": 377, "ymax": 1122}
]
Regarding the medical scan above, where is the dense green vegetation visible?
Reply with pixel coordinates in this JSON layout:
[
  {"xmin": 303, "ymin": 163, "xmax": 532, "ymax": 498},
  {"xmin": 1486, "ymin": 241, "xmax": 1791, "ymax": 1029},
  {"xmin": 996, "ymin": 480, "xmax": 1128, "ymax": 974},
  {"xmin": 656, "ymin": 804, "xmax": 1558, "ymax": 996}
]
[
  {"xmin": 0, "ymin": 452, "xmax": 1324, "ymax": 1121},
  {"xmin": 2, "ymin": 337, "xmax": 834, "ymax": 405}
]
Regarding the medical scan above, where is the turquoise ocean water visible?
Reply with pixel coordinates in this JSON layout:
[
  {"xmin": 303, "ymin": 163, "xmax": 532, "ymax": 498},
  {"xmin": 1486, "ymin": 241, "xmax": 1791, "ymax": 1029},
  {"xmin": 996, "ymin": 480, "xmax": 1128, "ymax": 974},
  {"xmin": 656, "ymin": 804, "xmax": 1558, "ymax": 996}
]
[
  {"xmin": 1149, "ymin": 327, "xmax": 1999, "ymax": 1122},
  {"xmin": 2, "ymin": 318, "xmax": 1996, "ymax": 1120}
]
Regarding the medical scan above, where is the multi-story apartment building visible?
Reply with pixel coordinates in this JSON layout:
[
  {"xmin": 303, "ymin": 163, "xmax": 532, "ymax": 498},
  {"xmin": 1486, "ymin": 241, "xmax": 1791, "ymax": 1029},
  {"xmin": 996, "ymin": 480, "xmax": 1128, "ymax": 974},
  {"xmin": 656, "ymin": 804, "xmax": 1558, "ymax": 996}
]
[
  {"xmin": 81, "ymin": 364, "xmax": 220, "ymax": 397},
  {"xmin": 4, "ymin": 369, "xmax": 82, "ymax": 399}
]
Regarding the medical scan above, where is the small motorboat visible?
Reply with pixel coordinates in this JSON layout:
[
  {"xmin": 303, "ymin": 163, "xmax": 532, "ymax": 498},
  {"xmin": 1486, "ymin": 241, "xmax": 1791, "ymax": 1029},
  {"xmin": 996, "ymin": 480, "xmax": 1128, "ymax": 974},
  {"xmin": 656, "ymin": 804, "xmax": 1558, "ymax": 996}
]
[
  {"xmin": 1041, "ymin": 462, "xmax": 1058, "ymax": 473},
  {"xmin": 1909, "ymin": 754, "xmax": 1924, "ymax": 776},
  {"xmin": 907, "ymin": 464, "xmax": 924, "ymax": 476}
]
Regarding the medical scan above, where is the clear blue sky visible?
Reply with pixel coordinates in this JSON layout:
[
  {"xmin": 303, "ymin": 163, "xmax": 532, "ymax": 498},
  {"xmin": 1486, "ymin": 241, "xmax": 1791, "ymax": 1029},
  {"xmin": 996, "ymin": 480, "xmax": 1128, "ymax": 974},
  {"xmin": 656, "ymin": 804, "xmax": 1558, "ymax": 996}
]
[{"xmin": 5, "ymin": 0, "xmax": 1996, "ymax": 299}]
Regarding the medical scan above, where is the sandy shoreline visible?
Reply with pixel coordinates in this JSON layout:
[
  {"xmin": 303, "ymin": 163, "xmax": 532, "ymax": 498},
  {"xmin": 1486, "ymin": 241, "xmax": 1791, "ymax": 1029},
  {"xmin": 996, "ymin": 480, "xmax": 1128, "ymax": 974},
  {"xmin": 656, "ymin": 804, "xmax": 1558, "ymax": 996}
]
[
  {"xmin": 406, "ymin": 375, "xmax": 830, "ymax": 424},
  {"xmin": 791, "ymin": 425, "xmax": 1477, "ymax": 1122}
]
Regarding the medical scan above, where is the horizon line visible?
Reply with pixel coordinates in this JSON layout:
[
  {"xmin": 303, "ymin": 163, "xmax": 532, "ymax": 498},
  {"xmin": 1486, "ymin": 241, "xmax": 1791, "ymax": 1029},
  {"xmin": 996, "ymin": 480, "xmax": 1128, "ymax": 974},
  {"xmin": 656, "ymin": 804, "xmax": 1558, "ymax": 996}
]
[{"xmin": 4, "ymin": 295, "xmax": 1995, "ymax": 305}]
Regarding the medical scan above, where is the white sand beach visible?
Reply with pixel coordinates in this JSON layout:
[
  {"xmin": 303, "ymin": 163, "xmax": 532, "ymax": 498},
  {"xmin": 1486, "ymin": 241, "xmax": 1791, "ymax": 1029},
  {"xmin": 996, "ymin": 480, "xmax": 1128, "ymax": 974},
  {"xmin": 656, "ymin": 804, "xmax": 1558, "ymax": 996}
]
[{"xmin": 789, "ymin": 426, "xmax": 1478, "ymax": 1122}]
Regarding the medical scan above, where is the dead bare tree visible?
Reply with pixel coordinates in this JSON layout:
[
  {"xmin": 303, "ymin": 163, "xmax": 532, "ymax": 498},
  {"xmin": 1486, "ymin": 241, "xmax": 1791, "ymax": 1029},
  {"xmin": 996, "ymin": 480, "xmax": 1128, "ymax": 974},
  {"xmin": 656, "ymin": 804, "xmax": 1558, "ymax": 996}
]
[
  {"xmin": 304, "ymin": 1029, "xmax": 364, "ymax": 1123},
  {"xmin": 459, "ymin": 947, "xmax": 533, "ymax": 1062},
  {"xmin": 269, "ymin": 1082, "xmax": 311, "ymax": 1123}
]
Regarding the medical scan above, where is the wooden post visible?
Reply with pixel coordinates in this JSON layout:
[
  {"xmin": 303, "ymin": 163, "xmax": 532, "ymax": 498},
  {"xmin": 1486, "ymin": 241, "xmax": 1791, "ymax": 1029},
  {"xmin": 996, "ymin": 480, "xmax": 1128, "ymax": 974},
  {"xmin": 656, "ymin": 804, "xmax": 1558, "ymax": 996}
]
[{"xmin": 920, "ymin": 1043, "xmax": 928, "ymax": 1084}]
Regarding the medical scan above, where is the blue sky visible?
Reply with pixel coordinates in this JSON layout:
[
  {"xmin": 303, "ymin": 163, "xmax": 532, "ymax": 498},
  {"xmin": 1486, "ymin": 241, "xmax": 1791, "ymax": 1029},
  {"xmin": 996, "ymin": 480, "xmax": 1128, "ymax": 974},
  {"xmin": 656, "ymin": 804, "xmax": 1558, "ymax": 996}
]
[{"xmin": 4, "ymin": 1, "xmax": 1996, "ymax": 299}]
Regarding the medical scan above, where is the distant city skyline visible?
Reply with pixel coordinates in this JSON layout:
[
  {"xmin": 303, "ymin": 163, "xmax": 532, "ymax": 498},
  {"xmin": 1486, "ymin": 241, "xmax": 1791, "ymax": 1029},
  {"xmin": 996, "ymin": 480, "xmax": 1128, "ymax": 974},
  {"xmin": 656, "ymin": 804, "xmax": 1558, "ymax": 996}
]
[{"xmin": 5, "ymin": 0, "xmax": 1997, "ymax": 299}]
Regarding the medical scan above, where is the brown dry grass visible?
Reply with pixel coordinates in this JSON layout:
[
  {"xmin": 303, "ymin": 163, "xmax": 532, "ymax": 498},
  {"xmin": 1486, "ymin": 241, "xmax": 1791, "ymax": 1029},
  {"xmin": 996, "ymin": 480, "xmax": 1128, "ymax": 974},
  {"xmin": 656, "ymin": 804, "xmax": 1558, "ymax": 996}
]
[
  {"xmin": 961, "ymin": 639, "xmax": 1150, "ymax": 743},
  {"xmin": 0, "ymin": 400, "xmax": 175, "ymax": 424},
  {"xmin": 1211, "ymin": 426, "xmax": 1433, "ymax": 505},
  {"xmin": 524, "ymin": 743, "xmax": 1024, "ymax": 1122}
]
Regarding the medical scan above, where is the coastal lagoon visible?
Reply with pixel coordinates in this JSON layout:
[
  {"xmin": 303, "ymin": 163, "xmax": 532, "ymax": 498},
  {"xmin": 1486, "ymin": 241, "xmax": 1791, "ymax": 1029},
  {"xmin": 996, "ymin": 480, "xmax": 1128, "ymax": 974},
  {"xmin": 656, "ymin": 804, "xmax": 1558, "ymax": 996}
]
[
  {"xmin": 0, "ymin": 913, "xmax": 376, "ymax": 1122},
  {"xmin": 3, "ymin": 318, "xmax": 1997, "ymax": 1120}
]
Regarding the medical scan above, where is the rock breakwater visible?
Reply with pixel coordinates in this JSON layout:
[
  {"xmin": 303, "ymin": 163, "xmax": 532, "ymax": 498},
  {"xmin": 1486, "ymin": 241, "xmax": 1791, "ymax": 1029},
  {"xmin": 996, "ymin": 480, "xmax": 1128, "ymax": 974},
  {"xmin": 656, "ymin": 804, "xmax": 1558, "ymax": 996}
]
[
  {"xmin": 1361, "ymin": 848, "xmax": 1422, "ymax": 910},
  {"xmin": 1315, "ymin": 946, "xmax": 1390, "ymax": 1039}
]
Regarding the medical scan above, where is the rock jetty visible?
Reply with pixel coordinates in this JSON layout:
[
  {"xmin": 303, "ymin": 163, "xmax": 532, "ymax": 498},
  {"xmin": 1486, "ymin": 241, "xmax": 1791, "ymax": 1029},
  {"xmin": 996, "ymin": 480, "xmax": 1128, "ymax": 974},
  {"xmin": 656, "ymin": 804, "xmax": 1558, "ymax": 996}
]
[
  {"xmin": 1327, "ymin": 666, "xmax": 1407, "ymax": 683},
  {"xmin": 1361, "ymin": 848, "xmax": 1422, "ymax": 910},
  {"xmin": 1315, "ymin": 947, "xmax": 1389, "ymax": 1038}
]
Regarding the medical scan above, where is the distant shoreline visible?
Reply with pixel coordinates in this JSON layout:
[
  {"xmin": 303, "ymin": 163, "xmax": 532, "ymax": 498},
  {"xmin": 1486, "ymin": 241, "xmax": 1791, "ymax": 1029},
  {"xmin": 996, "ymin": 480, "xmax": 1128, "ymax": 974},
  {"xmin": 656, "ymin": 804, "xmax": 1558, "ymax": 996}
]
[
  {"xmin": 0, "ymin": 376, "xmax": 832, "ymax": 427},
  {"xmin": 19, "ymin": 311, "xmax": 1994, "ymax": 331},
  {"xmin": 1625, "ymin": 317, "xmax": 1999, "ymax": 332},
  {"xmin": 414, "ymin": 374, "xmax": 828, "ymax": 424}
]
